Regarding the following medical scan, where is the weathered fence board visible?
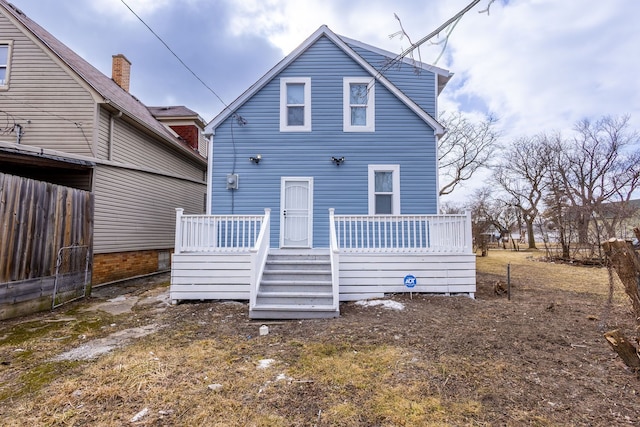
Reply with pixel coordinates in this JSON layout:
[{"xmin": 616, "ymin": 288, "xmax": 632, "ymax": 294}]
[{"xmin": 0, "ymin": 173, "xmax": 94, "ymax": 318}]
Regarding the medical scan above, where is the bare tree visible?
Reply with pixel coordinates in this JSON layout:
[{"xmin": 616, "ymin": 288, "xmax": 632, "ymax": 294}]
[
  {"xmin": 438, "ymin": 111, "xmax": 499, "ymax": 196},
  {"xmin": 494, "ymin": 135, "xmax": 551, "ymax": 249},
  {"xmin": 556, "ymin": 115, "xmax": 640, "ymax": 246},
  {"xmin": 468, "ymin": 186, "xmax": 519, "ymax": 251}
]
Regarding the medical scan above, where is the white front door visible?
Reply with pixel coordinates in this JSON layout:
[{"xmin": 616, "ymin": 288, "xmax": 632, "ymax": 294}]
[{"xmin": 280, "ymin": 177, "xmax": 313, "ymax": 248}]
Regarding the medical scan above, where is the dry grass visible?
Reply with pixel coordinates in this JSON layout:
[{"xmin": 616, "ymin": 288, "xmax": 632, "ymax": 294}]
[
  {"xmin": 1, "ymin": 251, "xmax": 639, "ymax": 426},
  {"xmin": 477, "ymin": 249, "xmax": 627, "ymax": 301}
]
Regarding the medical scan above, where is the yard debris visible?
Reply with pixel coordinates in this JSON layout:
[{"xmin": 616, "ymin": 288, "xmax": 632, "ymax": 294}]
[
  {"xmin": 208, "ymin": 383, "xmax": 223, "ymax": 392},
  {"xmin": 355, "ymin": 299, "xmax": 405, "ymax": 311},
  {"xmin": 130, "ymin": 407, "xmax": 149, "ymax": 422}
]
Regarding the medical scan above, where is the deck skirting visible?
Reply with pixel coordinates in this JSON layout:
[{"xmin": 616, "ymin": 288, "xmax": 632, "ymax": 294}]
[
  {"xmin": 338, "ymin": 252, "xmax": 476, "ymax": 301},
  {"xmin": 170, "ymin": 252, "xmax": 252, "ymax": 302},
  {"xmin": 170, "ymin": 251, "xmax": 475, "ymax": 303}
]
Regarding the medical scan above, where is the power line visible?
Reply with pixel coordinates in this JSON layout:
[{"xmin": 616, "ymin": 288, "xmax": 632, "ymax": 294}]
[{"xmin": 119, "ymin": 0, "xmax": 229, "ymax": 109}]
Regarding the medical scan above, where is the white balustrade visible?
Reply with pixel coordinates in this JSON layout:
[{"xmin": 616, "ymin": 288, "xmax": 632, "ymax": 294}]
[
  {"xmin": 174, "ymin": 208, "xmax": 266, "ymax": 253},
  {"xmin": 332, "ymin": 213, "xmax": 472, "ymax": 253}
]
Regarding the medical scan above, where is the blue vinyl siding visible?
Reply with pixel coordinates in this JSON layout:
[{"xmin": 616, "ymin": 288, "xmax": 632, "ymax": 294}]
[
  {"xmin": 347, "ymin": 43, "xmax": 438, "ymax": 118},
  {"xmin": 211, "ymin": 35, "xmax": 439, "ymax": 248}
]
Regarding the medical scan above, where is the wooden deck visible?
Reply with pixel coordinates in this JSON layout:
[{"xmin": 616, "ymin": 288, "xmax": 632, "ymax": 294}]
[{"xmin": 170, "ymin": 208, "xmax": 476, "ymax": 316}]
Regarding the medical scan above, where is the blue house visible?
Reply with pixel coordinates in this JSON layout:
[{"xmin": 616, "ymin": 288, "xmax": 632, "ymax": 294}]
[{"xmin": 171, "ymin": 26, "xmax": 475, "ymax": 319}]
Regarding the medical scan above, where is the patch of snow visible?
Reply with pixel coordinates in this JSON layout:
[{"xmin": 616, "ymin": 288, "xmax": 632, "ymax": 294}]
[
  {"xmin": 355, "ymin": 299, "xmax": 405, "ymax": 311},
  {"xmin": 51, "ymin": 324, "xmax": 160, "ymax": 361},
  {"xmin": 257, "ymin": 358, "xmax": 275, "ymax": 369},
  {"xmin": 275, "ymin": 373, "xmax": 292, "ymax": 382}
]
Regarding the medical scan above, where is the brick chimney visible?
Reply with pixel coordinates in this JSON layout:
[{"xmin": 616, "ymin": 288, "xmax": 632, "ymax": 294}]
[{"xmin": 112, "ymin": 54, "xmax": 131, "ymax": 92}]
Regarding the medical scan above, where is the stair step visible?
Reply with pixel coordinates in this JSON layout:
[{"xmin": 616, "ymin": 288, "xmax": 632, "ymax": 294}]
[
  {"xmin": 252, "ymin": 249, "xmax": 337, "ymax": 319},
  {"xmin": 250, "ymin": 303, "xmax": 339, "ymax": 319},
  {"xmin": 260, "ymin": 280, "xmax": 331, "ymax": 288},
  {"xmin": 257, "ymin": 290, "xmax": 332, "ymax": 298},
  {"xmin": 251, "ymin": 304, "xmax": 336, "ymax": 311}
]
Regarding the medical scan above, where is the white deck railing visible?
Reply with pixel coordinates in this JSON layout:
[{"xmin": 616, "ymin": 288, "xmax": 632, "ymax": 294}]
[
  {"xmin": 332, "ymin": 211, "xmax": 472, "ymax": 253},
  {"xmin": 250, "ymin": 209, "xmax": 271, "ymax": 309},
  {"xmin": 328, "ymin": 209, "xmax": 340, "ymax": 311},
  {"xmin": 174, "ymin": 208, "xmax": 267, "ymax": 253}
]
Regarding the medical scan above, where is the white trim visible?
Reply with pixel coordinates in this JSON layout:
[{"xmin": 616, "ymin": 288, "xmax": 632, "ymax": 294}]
[
  {"xmin": 343, "ymin": 77, "xmax": 375, "ymax": 132},
  {"xmin": 280, "ymin": 77, "xmax": 311, "ymax": 132},
  {"xmin": 280, "ymin": 177, "xmax": 314, "ymax": 248},
  {"xmin": 0, "ymin": 40, "xmax": 13, "ymax": 90},
  {"xmin": 368, "ymin": 164, "xmax": 400, "ymax": 215},
  {"xmin": 206, "ymin": 136, "xmax": 214, "ymax": 214},
  {"xmin": 206, "ymin": 25, "xmax": 446, "ymax": 136}
]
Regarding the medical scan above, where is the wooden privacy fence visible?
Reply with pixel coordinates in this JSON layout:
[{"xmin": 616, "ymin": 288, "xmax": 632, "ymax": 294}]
[{"xmin": 0, "ymin": 173, "xmax": 94, "ymax": 319}]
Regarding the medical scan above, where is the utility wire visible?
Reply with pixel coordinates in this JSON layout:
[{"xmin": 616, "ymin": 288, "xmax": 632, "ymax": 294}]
[{"xmin": 119, "ymin": 0, "xmax": 229, "ymax": 109}]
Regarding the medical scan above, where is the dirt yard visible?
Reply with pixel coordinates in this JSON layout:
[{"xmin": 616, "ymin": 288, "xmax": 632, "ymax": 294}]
[{"xmin": 0, "ymin": 250, "xmax": 639, "ymax": 426}]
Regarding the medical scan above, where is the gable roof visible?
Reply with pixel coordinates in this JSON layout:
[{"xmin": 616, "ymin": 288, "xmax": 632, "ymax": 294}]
[
  {"xmin": 338, "ymin": 34, "xmax": 453, "ymax": 95},
  {"xmin": 207, "ymin": 25, "xmax": 450, "ymax": 135},
  {"xmin": 0, "ymin": 0, "xmax": 206, "ymax": 164}
]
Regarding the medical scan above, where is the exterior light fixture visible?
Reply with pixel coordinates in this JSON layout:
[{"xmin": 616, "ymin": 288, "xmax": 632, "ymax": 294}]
[
  {"xmin": 331, "ymin": 156, "xmax": 345, "ymax": 166},
  {"xmin": 249, "ymin": 154, "xmax": 262, "ymax": 164}
]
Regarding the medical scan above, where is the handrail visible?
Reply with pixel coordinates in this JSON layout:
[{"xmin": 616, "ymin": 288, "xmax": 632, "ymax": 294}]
[
  {"xmin": 333, "ymin": 213, "xmax": 471, "ymax": 253},
  {"xmin": 174, "ymin": 211, "xmax": 264, "ymax": 253},
  {"xmin": 328, "ymin": 208, "xmax": 340, "ymax": 312},
  {"xmin": 250, "ymin": 208, "xmax": 271, "ymax": 310}
]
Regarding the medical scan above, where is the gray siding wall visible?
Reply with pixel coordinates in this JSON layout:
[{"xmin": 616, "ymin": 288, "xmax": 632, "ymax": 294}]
[
  {"xmin": 93, "ymin": 165, "xmax": 205, "ymax": 253},
  {"xmin": 93, "ymin": 109, "xmax": 207, "ymax": 254},
  {"xmin": 0, "ymin": 14, "xmax": 95, "ymax": 156},
  {"xmin": 1, "ymin": 11, "xmax": 208, "ymax": 257},
  {"xmin": 211, "ymin": 36, "xmax": 439, "ymax": 248},
  {"xmin": 96, "ymin": 107, "xmax": 205, "ymax": 181}
]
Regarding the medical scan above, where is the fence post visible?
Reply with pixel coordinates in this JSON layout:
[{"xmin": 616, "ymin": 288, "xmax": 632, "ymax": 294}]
[{"xmin": 174, "ymin": 208, "xmax": 184, "ymax": 255}]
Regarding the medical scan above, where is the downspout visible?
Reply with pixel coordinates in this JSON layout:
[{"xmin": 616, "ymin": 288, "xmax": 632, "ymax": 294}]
[{"xmin": 108, "ymin": 111, "xmax": 122, "ymax": 161}]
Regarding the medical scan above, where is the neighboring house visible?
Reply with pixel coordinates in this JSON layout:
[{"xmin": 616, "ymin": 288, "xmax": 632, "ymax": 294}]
[
  {"xmin": 0, "ymin": 0, "xmax": 207, "ymax": 316},
  {"xmin": 171, "ymin": 25, "xmax": 475, "ymax": 319}
]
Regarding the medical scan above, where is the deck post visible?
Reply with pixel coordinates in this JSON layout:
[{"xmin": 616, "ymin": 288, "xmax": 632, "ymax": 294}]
[
  {"xmin": 465, "ymin": 209, "xmax": 473, "ymax": 254},
  {"xmin": 329, "ymin": 208, "xmax": 340, "ymax": 313},
  {"xmin": 174, "ymin": 208, "xmax": 184, "ymax": 255}
]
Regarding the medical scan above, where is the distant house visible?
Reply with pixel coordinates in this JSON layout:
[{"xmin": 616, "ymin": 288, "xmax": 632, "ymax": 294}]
[
  {"xmin": 0, "ymin": 0, "xmax": 207, "ymax": 316},
  {"xmin": 171, "ymin": 25, "xmax": 475, "ymax": 319}
]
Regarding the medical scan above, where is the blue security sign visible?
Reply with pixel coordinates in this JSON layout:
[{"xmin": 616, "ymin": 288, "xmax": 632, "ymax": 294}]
[{"xmin": 404, "ymin": 274, "xmax": 417, "ymax": 288}]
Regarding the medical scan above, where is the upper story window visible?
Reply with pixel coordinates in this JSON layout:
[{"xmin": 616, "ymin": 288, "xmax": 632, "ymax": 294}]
[
  {"xmin": 0, "ymin": 41, "xmax": 13, "ymax": 90},
  {"xmin": 280, "ymin": 77, "xmax": 311, "ymax": 132},
  {"xmin": 368, "ymin": 164, "xmax": 400, "ymax": 215},
  {"xmin": 344, "ymin": 77, "xmax": 375, "ymax": 132}
]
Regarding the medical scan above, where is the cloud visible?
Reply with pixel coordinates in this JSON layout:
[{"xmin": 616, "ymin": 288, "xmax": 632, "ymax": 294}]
[
  {"xmin": 444, "ymin": 0, "xmax": 640, "ymax": 137},
  {"xmin": 87, "ymin": 0, "xmax": 173, "ymax": 20}
]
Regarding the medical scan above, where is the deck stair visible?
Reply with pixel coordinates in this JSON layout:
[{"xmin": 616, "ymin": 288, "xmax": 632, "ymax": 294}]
[{"xmin": 249, "ymin": 249, "xmax": 338, "ymax": 319}]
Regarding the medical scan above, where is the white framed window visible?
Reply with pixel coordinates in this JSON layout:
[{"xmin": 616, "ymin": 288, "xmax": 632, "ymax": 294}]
[
  {"xmin": 368, "ymin": 164, "xmax": 400, "ymax": 215},
  {"xmin": 280, "ymin": 77, "xmax": 311, "ymax": 132},
  {"xmin": 0, "ymin": 41, "xmax": 13, "ymax": 90},
  {"xmin": 343, "ymin": 77, "xmax": 375, "ymax": 132}
]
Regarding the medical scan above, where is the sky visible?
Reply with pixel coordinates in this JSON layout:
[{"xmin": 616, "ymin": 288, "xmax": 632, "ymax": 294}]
[{"xmin": 6, "ymin": 0, "xmax": 640, "ymax": 199}]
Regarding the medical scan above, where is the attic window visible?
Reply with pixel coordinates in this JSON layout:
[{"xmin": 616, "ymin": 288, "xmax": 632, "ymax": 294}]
[
  {"xmin": 343, "ymin": 77, "xmax": 375, "ymax": 132},
  {"xmin": 0, "ymin": 41, "xmax": 13, "ymax": 89},
  {"xmin": 280, "ymin": 77, "xmax": 311, "ymax": 132}
]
